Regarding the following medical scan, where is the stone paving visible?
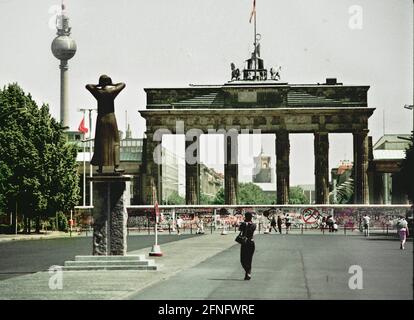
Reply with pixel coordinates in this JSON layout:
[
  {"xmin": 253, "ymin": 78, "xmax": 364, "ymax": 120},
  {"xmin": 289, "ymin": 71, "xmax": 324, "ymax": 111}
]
[{"xmin": 0, "ymin": 232, "xmax": 412, "ymax": 300}]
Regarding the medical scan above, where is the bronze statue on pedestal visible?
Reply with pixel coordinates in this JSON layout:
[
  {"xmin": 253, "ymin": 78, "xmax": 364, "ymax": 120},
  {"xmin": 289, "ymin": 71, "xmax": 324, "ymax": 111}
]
[{"xmin": 86, "ymin": 75, "xmax": 125, "ymax": 174}]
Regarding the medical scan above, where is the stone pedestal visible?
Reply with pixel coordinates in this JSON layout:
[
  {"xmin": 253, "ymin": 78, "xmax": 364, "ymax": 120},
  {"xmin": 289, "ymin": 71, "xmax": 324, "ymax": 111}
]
[{"xmin": 88, "ymin": 175, "xmax": 132, "ymax": 256}]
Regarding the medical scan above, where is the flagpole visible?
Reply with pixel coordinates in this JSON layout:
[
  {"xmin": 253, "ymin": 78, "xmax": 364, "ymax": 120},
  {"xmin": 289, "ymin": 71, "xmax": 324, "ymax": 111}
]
[
  {"xmin": 149, "ymin": 186, "xmax": 162, "ymax": 256},
  {"xmin": 154, "ymin": 188, "xmax": 158, "ymax": 247},
  {"xmin": 89, "ymin": 108, "xmax": 93, "ymax": 206},
  {"xmin": 254, "ymin": 0, "xmax": 257, "ymax": 80},
  {"xmin": 79, "ymin": 107, "xmax": 96, "ymax": 206},
  {"xmin": 82, "ymin": 111, "xmax": 86, "ymax": 207}
]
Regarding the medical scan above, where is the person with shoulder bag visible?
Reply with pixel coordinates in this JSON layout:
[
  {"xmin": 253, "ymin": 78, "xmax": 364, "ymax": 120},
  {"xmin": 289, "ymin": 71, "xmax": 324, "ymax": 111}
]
[{"xmin": 236, "ymin": 212, "xmax": 256, "ymax": 280}]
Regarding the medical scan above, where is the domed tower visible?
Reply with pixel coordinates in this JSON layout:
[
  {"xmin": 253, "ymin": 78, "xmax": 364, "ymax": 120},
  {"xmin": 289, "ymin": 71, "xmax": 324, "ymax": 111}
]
[{"xmin": 51, "ymin": 2, "xmax": 77, "ymax": 128}]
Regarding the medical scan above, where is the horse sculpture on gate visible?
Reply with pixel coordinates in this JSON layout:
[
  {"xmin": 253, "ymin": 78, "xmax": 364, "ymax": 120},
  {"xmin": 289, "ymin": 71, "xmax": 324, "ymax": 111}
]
[{"xmin": 231, "ymin": 63, "xmax": 240, "ymax": 81}]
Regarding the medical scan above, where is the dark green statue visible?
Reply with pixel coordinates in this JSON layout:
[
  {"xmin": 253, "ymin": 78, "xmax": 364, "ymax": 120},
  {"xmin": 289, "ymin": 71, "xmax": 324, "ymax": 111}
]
[{"xmin": 86, "ymin": 75, "xmax": 125, "ymax": 174}]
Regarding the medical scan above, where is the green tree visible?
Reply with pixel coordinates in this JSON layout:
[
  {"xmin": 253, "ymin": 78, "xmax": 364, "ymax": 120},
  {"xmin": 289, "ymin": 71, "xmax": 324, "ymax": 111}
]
[
  {"xmin": 398, "ymin": 133, "xmax": 414, "ymax": 203},
  {"xmin": 0, "ymin": 84, "xmax": 80, "ymax": 233},
  {"xmin": 200, "ymin": 192, "xmax": 215, "ymax": 205},
  {"xmin": 165, "ymin": 191, "xmax": 185, "ymax": 205},
  {"xmin": 212, "ymin": 187, "xmax": 225, "ymax": 204},
  {"xmin": 239, "ymin": 182, "xmax": 274, "ymax": 204},
  {"xmin": 289, "ymin": 186, "xmax": 308, "ymax": 204},
  {"xmin": 212, "ymin": 182, "xmax": 274, "ymax": 205},
  {"xmin": 49, "ymin": 212, "xmax": 69, "ymax": 232}
]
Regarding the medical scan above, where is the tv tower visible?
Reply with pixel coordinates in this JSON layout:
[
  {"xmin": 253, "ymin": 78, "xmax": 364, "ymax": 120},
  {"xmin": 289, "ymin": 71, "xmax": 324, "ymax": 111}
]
[{"xmin": 51, "ymin": 1, "xmax": 77, "ymax": 128}]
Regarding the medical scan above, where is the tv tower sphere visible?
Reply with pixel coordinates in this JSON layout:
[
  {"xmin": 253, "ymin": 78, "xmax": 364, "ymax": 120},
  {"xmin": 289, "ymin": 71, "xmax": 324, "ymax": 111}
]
[
  {"xmin": 51, "ymin": 35, "xmax": 77, "ymax": 61},
  {"xmin": 51, "ymin": 4, "xmax": 77, "ymax": 128}
]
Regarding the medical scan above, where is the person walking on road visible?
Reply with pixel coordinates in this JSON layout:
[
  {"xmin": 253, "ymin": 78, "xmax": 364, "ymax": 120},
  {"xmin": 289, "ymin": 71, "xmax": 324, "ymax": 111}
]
[
  {"xmin": 196, "ymin": 216, "xmax": 205, "ymax": 234},
  {"xmin": 396, "ymin": 217, "xmax": 409, "ymax": 250},
  {"xmin": 277, "ymin": 215, "xmax": 283, "ymax": 234},
  {"xmin": 239, "ymin": 212, "xmax": 256, "ymax": 280},
  {"xmin": 362, "ymin": 214, "xmax": 371, "ymax": 237},
  {"xmin": 327, "ymin": 215, "xmax": 334, "ymax": 233},
  {"xmin": 285, "ymin": 214, "xmax": 292, "ymax": 234},
  {"xmin": 176, "ymin": 215, "xmax": 183, "ymax": 235},
  {"xmin": 320, "ymin": 216, "xmax": 327, "ymax": 232},
  {"xmin": 270, "ymin": 216, "xmax": 277, "ymax": 233}
]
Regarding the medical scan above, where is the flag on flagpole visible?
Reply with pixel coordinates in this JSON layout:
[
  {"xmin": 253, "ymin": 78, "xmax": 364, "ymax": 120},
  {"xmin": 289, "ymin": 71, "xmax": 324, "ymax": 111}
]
[
  {"xmin": 249, "ymin": 0, "xmax": 256, "ymax": 23},
  {"xmin": 78, "ymin": 117, "xmax": 88, "ymax": 134}
]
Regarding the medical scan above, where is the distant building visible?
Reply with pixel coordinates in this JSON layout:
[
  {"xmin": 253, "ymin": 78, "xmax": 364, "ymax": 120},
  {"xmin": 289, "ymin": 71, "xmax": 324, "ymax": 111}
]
[
  {"xmin": 330, "ymin": 160, "xmax": 353, "ymax": 204},
  {"xmin": 370, "ymin": 134, "xmax": 411, "ymax": 204},
  {"xmin": 329, "ymin": 134, "xmax": 411, "ymax": 204},
  {"xmin": 162, "ymin": 148, "xmax": 181, "ymax": 203},
  {"xmin": 200, "ymin": 164, "xmax": 224, "ymax": 200},
  {"xmin": 252, "ymin": 148, "xmax": 273, "ymax": 183},
  {"xmin": 250, "ymin": 147, "xmax": 277, "ymax": 199},
  {"xmin": 65, "ymin": 130, "xmax": 83, "ymax": 152}
]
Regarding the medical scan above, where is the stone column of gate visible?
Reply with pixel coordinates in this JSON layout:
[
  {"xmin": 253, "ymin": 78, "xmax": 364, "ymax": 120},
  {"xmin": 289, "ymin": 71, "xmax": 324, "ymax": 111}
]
[
  {"xmin": 373, "ymin": 173, "xmax": 384, "ymax": 204},
  {"xmin": 185, "ymin": 135, "xmax": 200, "ymax": 205},
  {"xmin": 353, "ymin": 129, "xmax": 369, "ymax": 204},
  {"xmin": 276, "ymin": 130, "xmax": 290, "ymax": 204},
  {"xmin": 314, "ymin": 132, "xmax": 329, "ymax": 204},
  {"xmin": 224, "ymin": 131, "xmax": 238, "ymax": 204},
  {"xmin": 142, "ymin": 132, "xmax": 161, "ymax": 204}
]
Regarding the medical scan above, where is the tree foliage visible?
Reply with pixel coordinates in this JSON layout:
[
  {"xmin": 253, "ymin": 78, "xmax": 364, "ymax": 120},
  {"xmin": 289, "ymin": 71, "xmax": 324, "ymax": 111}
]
[
  {"xmin": 211, "ymin": 183, "xmax": 309, "ymax": 205},
  {"xmin": 212, "ymin": 187, "xmax": 225, "ymax": 204},
  {"xmin": 164, "ymin": 190, "xmax": 185, "ymax": 205},
  {"xmin": 200, "ymin": 192, "xmax": 215, "ymax": 205},
  {"xmin": 0, "ymin": 84, "xmax": 80, "ymax": 231},
  {"xmin": 213, "ymin": 182, "xmax": 274, "ymax": 205},
  {"xmin": 288, "ymin": 186, "xmax": 309, "ymax": 204},
  {"xmin": 238, "ymin": 182, "xmax": 274, "ymax": 204}
]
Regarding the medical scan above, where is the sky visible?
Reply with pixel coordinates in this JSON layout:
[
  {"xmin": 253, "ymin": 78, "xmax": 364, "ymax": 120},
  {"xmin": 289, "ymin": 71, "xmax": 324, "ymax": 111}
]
[{"xmin": 0, "ymin": 0, "xmax": 412, "ymax": 187}]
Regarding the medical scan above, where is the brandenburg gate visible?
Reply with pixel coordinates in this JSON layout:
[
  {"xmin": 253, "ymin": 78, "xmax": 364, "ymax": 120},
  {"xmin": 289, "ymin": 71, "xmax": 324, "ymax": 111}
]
[{"xmin": 139, "ymin": 45, "xmax": 374, "ymax": 205}]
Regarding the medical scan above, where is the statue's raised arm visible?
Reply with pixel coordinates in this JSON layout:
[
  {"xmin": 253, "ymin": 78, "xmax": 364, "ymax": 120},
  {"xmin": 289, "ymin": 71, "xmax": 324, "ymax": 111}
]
[{"xmin": 106, "ymin": 82, "xmax": 126, "ymax": 98}]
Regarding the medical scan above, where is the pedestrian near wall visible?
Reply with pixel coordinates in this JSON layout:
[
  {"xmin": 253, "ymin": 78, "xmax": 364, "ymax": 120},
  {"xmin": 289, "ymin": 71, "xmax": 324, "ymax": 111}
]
[
  {"xmin": 362, "ymin": 214, "xmax": 370, "ymax": 237},
  {"xmin": 396, "ymin": 217, "xmax": 409, "ymax": 250},
  {"xmin": 176, "ymin": 215, "xmax": 183, "ymax": 235},
  {"xmin": 285, "ymin": 214, "xmax": 292, "ymax": 234},
  {"xmin": 277, "ymin": 215, "xmax": 283, "ymax": 234},
  {"xmin": 327, "ymin": 215, "xmax": 334, "ymax": 233},
  {"xmin": 320, "ymin": 216, "xmax": 326, "ymax": 232},
  {"xmin": 270, "ymin": 216, "xmax": 277, "ymax": 233}
]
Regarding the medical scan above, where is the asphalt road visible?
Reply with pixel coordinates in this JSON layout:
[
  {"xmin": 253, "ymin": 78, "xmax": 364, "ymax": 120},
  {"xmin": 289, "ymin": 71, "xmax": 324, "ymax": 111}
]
[
  {"xmin": 0, "ymin": 234, "xmax": 196, "ymax": 281},
  {"xmin": 129, "ymin": 234, "xmax": 413, "ymax": 300}
]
